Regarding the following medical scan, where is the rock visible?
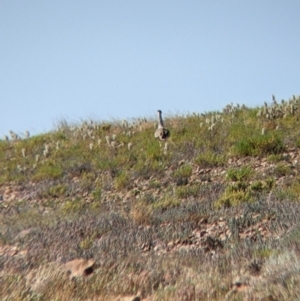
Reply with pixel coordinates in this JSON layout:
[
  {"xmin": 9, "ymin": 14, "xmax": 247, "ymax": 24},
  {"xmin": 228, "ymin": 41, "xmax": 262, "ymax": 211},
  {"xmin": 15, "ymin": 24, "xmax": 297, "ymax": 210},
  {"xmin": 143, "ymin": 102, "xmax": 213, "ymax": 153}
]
[
  {"xmin": 0, "ymin": 245, "xmax": 18, "ymax": 256},
  {"xmin": 64, "ymin": 258, "xmax": 95, "ymax": 279},
  {"xmin": 117, "ymin": 296, "xmax": 141, "ymax": 301},
  {"xmin": 15, "ymin": 228, "xmax": 33, "ymax": 240}
]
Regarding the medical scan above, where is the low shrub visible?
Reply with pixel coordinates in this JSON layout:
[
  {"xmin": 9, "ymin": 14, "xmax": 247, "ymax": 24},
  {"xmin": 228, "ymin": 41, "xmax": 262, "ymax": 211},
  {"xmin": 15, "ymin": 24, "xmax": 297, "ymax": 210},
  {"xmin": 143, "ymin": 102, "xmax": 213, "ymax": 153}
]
[
  {"xmin": 152, "ymin": 194, "xmax": 181, "ymax": 210},
  {"xmin": 60, "ymin": 197, "xmax": 86, "ymax": 214},
  {"xmin": 273, "ymin": 163, "xmax": 291, "ymax": 177},
  {"xmin": 32, "ymin": 161, "xmax": 64, "ymax": 181},
  {"xmin": 233, "ymin": 133, "xmax": 284, "ymax": 157},
  {"xmin": 173, "ymin": 164, "xmax": 192, "ymax": 186},
  {"xmin": 267, "ymin": 154, "xmax": 284, "ymax": 163},
  {"xmin": 176, "ymin": 185, "xmax": 200, "ymax": 198},
  {"xmin": 114, "ymin": 171, "xmax": 130, "ymax": 190},
  {"xmin": 226, "ymin": 166, "xmax": 253, "ymax": 182},
  {"xmin": 194, "ymin": 152, "xmax": 226, "ymax": 167},
  {"xmin": 42, "ymin": 183, "xmax": 67, "ymax": 198}
]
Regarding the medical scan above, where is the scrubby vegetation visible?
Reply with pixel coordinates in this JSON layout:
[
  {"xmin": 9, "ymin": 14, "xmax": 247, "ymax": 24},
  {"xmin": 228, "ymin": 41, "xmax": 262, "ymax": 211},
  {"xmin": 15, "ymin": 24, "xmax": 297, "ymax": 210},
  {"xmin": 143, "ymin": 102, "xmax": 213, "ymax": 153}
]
[{"xmin": 2, "ymin": 95, "xmax": 300, "ymax": 300}]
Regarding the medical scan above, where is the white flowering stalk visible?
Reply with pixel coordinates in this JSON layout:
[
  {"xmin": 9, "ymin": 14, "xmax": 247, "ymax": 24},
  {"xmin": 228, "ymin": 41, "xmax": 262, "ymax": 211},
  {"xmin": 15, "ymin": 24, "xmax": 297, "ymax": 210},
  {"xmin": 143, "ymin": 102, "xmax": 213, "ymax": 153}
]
[
  {"xmin": 43, "ymin": 149, "xmax": 49, "ymax": 157},
  {"xmin": 9, "ymin": 130, "xmax": 18, "ymax": 140},
  {"xmin": 122, "ymin": 119, "xmax": 128, "ymax": 129},
  {"xmin": 73, "ymin": 131, "xmax": 79, "ymax": 138},
  {"xmin": 43, "ymin": 144, "xmax": 50, "ymax": 157},
  {"xmin": 209, "ymin": 123, "xmax": 216, "ymax": 131},
  {"xmin": 87, "ymin": 129, "xmax": 95, "ymax": 139},
  {"xmin": 24, "ymin": 130, "xmax": 30, "ymax": 138}
]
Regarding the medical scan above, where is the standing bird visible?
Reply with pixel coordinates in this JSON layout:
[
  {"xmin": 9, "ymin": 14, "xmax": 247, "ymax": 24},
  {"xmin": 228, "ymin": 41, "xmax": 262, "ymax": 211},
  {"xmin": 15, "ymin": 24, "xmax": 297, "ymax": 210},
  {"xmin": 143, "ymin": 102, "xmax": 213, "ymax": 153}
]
[{"xmin": 155, "ymin": 110, "xmax": 170, "ymax": 141}]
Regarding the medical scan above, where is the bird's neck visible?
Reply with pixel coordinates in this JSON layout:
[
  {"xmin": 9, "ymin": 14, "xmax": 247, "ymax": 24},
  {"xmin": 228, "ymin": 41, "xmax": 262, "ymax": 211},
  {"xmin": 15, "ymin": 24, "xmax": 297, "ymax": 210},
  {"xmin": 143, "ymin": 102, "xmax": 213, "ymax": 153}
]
[{"xmin": 158, "ymin": 113, "xmax": 164, "ymax": 128}]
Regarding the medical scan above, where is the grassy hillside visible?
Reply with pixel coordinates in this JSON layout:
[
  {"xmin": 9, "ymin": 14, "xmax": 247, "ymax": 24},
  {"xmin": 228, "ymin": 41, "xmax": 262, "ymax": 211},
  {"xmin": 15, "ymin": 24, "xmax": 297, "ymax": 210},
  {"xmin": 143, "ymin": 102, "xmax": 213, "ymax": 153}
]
[{"xmin": 2, "ymin": 95, "xmax": 300, "ymax": 300}]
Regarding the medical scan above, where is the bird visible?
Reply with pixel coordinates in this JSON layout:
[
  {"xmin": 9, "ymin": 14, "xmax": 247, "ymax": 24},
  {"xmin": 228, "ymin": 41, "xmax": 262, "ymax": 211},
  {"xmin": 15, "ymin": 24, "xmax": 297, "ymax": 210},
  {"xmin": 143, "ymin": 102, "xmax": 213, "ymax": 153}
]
[{"xmin": 154, "ymin": 110, "xmax": 170, "ymax": 141}]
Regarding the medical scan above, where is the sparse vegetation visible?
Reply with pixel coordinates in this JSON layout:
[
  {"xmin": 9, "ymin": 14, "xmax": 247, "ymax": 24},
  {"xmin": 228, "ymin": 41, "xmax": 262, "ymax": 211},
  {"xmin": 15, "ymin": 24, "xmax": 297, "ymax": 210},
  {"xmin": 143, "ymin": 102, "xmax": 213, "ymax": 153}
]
[
  {"xmin": 173, "ymin": 163, "xmax": 193, "ymax": 186},
  {"xmin": 2, "ymin": 95, "xmax": 300, "ymax": 300},
  {"xmin": 233, "ymin": 132, "xmax": 284, "ymax": 156},
  {"xmin": 194, "ymin": 152, "xmax": 226, "ymax": 167}
]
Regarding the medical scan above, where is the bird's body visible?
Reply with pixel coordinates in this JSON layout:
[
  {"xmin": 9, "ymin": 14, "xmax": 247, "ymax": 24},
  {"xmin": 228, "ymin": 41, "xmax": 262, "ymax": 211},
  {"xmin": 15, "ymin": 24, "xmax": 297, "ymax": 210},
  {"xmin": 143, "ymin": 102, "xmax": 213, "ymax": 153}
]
[
  {"xmin": 155, "ymin": 127, "xmax": 170, "ymax": 140},
  {"xmin": 155, "ymin": 110, "xmax": 170, "ymax": 141}
]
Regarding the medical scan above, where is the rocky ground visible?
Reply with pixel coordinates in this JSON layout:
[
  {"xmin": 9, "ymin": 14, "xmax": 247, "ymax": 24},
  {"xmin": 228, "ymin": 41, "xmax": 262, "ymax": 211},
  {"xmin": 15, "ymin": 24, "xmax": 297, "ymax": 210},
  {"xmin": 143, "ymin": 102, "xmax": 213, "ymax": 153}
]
[
  {"xmin": 2, "ymin": 98, "xmax": 300, "ymax": 299},
  {"xmin": 1, "ymin": 145, "xmax": 300, "ymax": 300}
]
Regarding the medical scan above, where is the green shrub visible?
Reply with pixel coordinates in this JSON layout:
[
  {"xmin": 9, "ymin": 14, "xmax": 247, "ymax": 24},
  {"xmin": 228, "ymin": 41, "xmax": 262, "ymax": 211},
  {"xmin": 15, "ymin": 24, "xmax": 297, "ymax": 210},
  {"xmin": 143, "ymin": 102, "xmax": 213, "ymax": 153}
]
[
  {"xmin": 254, "ymin": 247, "xmax": 273, "ymax": 259},
  {"xmin": 279, "ymin": 180, "xmax": 300, "ymax": 201},
  {"xmin": 152, "ymin": 195, "xmax": 181, "ymax": 210},
  {"xmin": 274, "ymin": 163, "xmax": 291, "ymax": 177},
  {"xmin": 216, "ymin": 166, "xmax": 271, "ymax": 208},
  {"xmin": 233, "ymin": 133, "xmax": 284, "ymax": 157},
  {"xmin": 60, "ymin": 197, "xmax": 86, "ymax": 213},
  {"xmin": 194, "ymin": 152, "xmax": 226, "ymax": 167},
  {"xmin": 33, "ymin": 161, "xmax": 63, "ymax": 181},
  {"xmin": 215, "ymin": 188, "xmax": 252, "ymax": 208},
  {"xmin": 250, "ymin": 179, "xmax": 274, "ymax": 192},
  {"xmin": 42, "ymin": 184, "xmax": 67, "ymax": 198},
  {"xmin": 226, "ymin": 166, "xmax": 253, "ymax": 182},
  {"xmin": 148, "ymin": 180, "xmax": 161, "ymax": 189},
  {"xmin": 175, "ymin": 185, "xmax": 200, "ymax": 198},
  {"xmin": 79, "ymin": 171, "xmax": 97, "ymax": 191},
  {"xmin": 173, "ymin": 164, "xmax": 192, "ymax": 186},
  {"xmin": 92, "ymin": 188, "xmax": 102, "ymax": 201},
  {"xmin": 114, "ymin": 171, "xmax": 130, "ymax": 190},
  {"xmin": 79, "ymin": 237, "xmax": 93, "ymax": 250},
  {"xmin": 216, "ymin": 177, "xmax": 273, "ymax": 208},
  {"xmin": 267, "ymin": 154, "xmax": 283, "ymax": 163}
]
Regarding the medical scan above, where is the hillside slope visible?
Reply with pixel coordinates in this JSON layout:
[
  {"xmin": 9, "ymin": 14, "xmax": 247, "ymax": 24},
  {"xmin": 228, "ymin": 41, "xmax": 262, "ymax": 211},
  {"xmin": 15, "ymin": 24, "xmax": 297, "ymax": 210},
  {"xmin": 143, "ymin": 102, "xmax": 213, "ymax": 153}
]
[{"xmin": 2, "ymin": 96, "xmax": 300, "ymax": 300}]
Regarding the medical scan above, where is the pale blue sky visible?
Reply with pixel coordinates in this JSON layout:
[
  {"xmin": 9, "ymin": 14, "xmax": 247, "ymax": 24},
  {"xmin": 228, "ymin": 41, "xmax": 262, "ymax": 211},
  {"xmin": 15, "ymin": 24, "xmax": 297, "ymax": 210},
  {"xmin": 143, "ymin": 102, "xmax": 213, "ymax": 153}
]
[{"xmin": 1, "ymin": 1, "xmax": 300, "ymax": 137}]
